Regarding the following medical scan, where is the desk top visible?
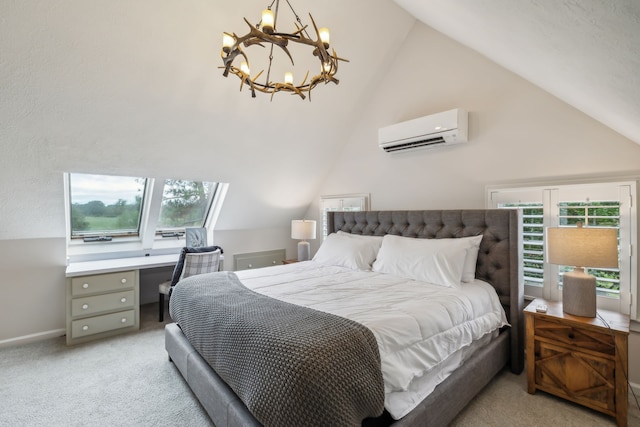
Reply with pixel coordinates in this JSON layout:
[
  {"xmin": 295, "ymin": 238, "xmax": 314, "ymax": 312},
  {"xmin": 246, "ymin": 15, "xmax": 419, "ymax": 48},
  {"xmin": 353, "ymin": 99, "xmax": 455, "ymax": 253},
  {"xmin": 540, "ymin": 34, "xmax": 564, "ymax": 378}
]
[{"xmin": 66, "ymin": 254, "xmax": 179, "ymax": 277}]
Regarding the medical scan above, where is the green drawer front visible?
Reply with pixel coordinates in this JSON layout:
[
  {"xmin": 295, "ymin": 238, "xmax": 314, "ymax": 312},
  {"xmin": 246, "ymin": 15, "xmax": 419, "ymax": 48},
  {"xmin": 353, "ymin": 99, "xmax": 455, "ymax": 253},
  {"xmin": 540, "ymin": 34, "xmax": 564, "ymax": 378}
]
[
  {"xmin": 71, "ymin": 310, "xmax": 136, "ymax": 338},
  {"xmin": 71, "ymin": 290, "xmax": 135, "ymax": 317},
  {"xmin": 71, "ymin": 271, "xmax": 136, "ymax": 296}
]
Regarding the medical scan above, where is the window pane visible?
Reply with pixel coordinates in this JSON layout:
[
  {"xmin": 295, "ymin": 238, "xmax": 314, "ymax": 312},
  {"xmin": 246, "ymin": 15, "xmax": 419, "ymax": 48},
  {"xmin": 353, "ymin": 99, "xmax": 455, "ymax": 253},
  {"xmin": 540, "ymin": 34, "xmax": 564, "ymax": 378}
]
[
  {"xmin": 156, "ymin": 180, "xmax": 217, "ymax": 230},
  {"xmin": 499, "ymin": 203, "xmax": 544, "ymax": 288},
  {"xmin": 558, "ymin": 201, "xmax": 620, "ymax": 297},
  {"xmin": 69, "ymin": 173, "xmax": 145, "ymax": 237},
  {"xmin": 320, "ymin": 195, "xmax": 368, "ymax": 238}
]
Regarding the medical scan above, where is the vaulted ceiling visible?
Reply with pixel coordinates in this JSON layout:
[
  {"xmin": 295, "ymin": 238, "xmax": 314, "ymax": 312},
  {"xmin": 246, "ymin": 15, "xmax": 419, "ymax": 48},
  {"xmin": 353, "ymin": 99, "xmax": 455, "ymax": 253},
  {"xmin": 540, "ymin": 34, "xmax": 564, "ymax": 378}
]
[
  {"xmin": 1, "ymin": 0, "xmax": 639, "ymax": 239},
  {"xmin": 395, "ymin": 0, "xmax": 640, "ymax": 144}
]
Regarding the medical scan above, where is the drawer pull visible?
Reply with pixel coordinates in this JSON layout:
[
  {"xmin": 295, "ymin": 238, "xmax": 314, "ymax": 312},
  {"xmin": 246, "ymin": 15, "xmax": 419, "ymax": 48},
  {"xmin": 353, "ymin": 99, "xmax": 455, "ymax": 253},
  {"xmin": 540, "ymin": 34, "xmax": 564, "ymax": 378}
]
[
  {"xmin": 82, "ymin": 283, "xmax": 89, "ymax": 289},
  {"xmin": 121, "ymin": 278, "xmax": 127, "ymax": 284},
  {"xmin": 121, "ymin": 318, "xmax": 127, "ymax": 323},
  {"xmin": 120, "ymin": 297, "xmax": 127, "ymax": 303},
  {"xmin": 82, "ymin": 325, "xmax": 89, "ymax": 331},
  {"xmin": 82, "ymin": 304, "xmax": 89, "ymax": 310},
  {"xmin": 272, "ymin": 261, "xmax": 276, "ymax": 264},
  {"xmin": 568, "ymin": 333, "xmax": 575, "ymax": 340},
  {"xmin": 248, "ymin": 264, "xmax": 253, "ymax": 268}
]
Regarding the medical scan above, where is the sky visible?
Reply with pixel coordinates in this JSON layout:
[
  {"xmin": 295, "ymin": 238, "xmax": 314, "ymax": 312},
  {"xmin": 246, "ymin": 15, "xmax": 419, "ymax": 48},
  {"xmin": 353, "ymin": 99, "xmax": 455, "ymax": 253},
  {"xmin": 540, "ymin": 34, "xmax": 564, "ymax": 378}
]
[{"xmin": 69, "ymin": 173, "xmax": 145, "ymax": 205}]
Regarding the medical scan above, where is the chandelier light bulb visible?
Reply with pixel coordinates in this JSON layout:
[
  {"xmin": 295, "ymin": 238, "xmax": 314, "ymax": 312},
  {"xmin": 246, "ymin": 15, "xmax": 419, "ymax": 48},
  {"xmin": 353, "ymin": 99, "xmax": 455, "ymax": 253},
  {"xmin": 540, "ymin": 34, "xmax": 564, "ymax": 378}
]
[
  {"xmin": 240, "ymin": 61, "xmax": 250, "ymax": 75},
  {"xmin": 323, "ymin": 62, "xmax": 332, "ymax": 73},
  {"xmin": 319, "ymin": 28, "xmax": 330, "ymax": 48},
  {"xmin": 284, "ymin": 72, "xmax": 293, "ymax": 85},
  {"xmin": 222, "ymin": 33, "xmax": 234, "ymax": 53},
  {"xmin": 262, "ymin": 9, "xmax": 275, "ymax": 34}
]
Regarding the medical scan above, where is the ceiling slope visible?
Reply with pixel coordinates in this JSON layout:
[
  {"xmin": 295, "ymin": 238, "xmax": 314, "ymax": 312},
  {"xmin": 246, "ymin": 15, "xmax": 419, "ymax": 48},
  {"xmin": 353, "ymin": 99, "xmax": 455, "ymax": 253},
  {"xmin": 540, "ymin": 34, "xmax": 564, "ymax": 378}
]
[{"xmin": 394, "ymin": 0, "xmax": 640, "ymax": 144}]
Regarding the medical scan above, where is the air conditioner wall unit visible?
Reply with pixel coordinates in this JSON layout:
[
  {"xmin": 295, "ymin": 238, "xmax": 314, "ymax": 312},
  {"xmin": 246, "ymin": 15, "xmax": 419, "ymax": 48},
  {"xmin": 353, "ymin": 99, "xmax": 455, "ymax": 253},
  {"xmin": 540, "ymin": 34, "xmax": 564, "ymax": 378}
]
[{"xmin": 378, "ymin": 108, "xmax": 468, "ymax": 153}]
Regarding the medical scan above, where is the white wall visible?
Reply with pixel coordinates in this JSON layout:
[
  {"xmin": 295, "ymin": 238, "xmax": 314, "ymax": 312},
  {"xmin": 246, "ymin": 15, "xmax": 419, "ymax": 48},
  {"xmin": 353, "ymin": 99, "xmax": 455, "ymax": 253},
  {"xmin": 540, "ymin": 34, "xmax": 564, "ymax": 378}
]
[
  {"xmin": 0, "ymin": 0, "xmax": 413, "ymax": 344},
  {"xmin": 308, "ymin": 22, "xmax": 640, "ymax": 385}
]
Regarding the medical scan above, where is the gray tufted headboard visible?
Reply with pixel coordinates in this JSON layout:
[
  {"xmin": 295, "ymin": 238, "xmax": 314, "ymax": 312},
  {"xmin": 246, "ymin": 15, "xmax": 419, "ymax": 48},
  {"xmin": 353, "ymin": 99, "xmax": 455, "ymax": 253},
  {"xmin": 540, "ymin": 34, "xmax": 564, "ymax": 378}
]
[{"xmin": 327, "ymin": 209, "xmax": 524, "ymax": 373}]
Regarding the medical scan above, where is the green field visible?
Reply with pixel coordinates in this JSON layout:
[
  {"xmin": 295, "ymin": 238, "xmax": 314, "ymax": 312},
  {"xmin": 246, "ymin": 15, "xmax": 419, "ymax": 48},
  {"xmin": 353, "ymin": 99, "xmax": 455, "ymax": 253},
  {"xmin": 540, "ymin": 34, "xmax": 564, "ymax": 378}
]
[{"xmin": 84, "ymin": 216, "xmax": 125, "ymax": 231}]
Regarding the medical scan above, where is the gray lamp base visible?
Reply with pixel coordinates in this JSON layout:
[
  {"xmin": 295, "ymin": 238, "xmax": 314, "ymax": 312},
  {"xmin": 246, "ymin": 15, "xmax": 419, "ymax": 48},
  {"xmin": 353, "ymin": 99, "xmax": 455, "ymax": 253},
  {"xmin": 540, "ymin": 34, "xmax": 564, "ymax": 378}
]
[
  {"xmin": 562, "ymin": 267, "xmax": 597, "ymax": 318},
  {"xmin": 297, "ymin": 241, "xmax": 310, "ymax": 261}
]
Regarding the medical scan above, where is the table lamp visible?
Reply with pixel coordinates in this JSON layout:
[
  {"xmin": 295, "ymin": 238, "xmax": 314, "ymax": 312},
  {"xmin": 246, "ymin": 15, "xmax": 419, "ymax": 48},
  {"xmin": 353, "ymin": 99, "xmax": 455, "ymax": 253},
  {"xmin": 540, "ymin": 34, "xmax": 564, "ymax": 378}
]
[
  {"xmin": 291, "ymin": 219, "xmax": 316, "ymax": 261},
  {"xmin": 546, "ymin": 222, "xmax": 618, "ymax": 317}
]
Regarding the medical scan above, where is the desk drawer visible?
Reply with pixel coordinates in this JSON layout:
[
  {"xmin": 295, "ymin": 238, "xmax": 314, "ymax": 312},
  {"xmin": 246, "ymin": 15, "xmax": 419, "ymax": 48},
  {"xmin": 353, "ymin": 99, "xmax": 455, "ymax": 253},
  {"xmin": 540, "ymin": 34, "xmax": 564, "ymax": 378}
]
[
  {"xmin": 71, "ymin": 290, "xmax": 135, "ymax": 317},
  {"xmin": 234, "ymin": 249, "xmax": 285, "ymax": 271},
  {"xmin": 534, "ymin": 317, "xmax": 615, "ymax": 356},
  {"xmin": 71, "ymin": 310, "xmax": 136, "ymax": 338},
  {"xmin": 71, "ymin": 271, "xmax": 136, "ymax": 296}
]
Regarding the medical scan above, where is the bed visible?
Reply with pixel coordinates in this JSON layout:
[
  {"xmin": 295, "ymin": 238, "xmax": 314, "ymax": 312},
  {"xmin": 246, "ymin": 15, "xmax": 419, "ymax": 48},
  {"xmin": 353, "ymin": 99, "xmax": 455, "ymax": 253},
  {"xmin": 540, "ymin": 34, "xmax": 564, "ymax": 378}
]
[{"xmin": 165, "ymin": 209, "xmax": 524, "ymax": 426}]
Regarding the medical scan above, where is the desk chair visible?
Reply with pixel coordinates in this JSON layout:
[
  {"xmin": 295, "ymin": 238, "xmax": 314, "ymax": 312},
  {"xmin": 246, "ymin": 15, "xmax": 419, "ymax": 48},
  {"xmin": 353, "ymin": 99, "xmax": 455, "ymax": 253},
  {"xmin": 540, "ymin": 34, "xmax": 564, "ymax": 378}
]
[{"xmin": 159, "ymin": 246, "xmax": 222, "ymax": 322}]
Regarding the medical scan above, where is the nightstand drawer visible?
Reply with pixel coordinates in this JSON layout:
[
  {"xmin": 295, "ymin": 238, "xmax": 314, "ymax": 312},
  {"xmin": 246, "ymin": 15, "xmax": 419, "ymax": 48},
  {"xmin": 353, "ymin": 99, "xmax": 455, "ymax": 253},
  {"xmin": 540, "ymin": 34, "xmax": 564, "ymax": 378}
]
[
  {"xmin": 71, "ymin": 290, "xmax": 135, "ymax": 317},
  {"xmin": 71, "ymin": 271, "xmax": 136, "ymax": 296},
  {"xmin": 71, "ymin": 310, "xmax": 136, "ymax": 338},
  {"xmin": 535, "ymin": 340, "xmax": 615, "ymax": 413},
  {"xmin": 534, "ymin": 317, "xmax": 615, "ymax": 356}
]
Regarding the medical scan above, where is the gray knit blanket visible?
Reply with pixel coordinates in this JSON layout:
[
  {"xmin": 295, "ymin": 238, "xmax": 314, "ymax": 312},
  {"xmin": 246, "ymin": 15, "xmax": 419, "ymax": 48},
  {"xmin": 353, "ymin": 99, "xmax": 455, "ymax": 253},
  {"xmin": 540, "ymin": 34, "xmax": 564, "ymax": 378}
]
[{"xmin": 169, "ymin": 271, "xmax": 385, "ymax": 427}]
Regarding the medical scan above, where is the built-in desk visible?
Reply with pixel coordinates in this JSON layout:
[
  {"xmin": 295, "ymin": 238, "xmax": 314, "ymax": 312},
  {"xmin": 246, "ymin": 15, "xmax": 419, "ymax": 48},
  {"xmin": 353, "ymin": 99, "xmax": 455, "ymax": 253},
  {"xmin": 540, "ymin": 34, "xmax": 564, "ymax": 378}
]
[
  {"xmin": 65, "ymin": 254, "xmax": 179, "ymax": 345},
  {"xmin": 65, "ymin": 254, "xmax": 180, "ymax": 277}
]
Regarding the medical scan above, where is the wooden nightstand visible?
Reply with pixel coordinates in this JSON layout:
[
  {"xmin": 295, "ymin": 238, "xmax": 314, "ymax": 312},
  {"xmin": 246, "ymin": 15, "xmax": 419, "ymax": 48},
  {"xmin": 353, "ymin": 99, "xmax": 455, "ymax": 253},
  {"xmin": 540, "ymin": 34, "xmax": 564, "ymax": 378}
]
[
  {"xmin": 524, "ymin": 298, "xmax": 629, "ymax": 426},
  {"xmin": 282, "ymin": 258, "xmax": 299, "ymax": 264}
]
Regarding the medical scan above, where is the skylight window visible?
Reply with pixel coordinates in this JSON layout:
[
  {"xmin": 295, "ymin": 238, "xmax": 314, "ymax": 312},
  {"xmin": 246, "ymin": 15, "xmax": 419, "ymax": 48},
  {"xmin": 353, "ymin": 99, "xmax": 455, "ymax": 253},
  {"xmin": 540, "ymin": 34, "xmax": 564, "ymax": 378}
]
[
  {"xmin": 65, "ymin": 172, "xmax": 228, "ymax": 261},
  {"xmin": 68, "ymin": 173, "xmax": 146, "ymax": 238},
  {"xmin": 156, "ymin": 180, "xmax": 218, "ymax": 232}
]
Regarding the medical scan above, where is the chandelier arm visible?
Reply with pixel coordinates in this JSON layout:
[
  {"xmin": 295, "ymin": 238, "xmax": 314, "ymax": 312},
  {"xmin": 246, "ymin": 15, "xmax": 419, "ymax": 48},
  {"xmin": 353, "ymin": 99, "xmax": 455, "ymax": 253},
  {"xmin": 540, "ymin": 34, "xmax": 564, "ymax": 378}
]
[
  {"xmin": 239, "ymin": 19, "xmax": 290, "ymax": 50},
  {"xmin": 222, "ymin": 47, "xmax": 250, "ymax": 77}
]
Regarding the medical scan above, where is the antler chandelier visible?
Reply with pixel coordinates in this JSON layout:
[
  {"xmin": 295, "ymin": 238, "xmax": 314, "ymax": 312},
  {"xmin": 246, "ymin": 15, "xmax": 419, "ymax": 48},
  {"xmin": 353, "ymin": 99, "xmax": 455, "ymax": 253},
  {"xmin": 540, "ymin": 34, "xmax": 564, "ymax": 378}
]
[{"xmin": 220, "ymin": 0, "xmax": 348, "ymax": 101}]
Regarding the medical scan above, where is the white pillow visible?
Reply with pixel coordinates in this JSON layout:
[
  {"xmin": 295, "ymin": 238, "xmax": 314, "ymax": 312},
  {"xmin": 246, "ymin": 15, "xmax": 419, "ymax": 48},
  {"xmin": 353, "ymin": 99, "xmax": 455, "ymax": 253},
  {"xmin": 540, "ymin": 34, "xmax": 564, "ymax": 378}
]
[
  {"xmin": 337, "ymin": 230, "xmax": 384, "ymax": 245},
  {"xmin": 371, "ymin": 235, "xmax": 482, "ymax": 288},
  {"xmin": 460, "ymin": 235, "xmax": 483, "ymax": 283},
  {"xmin": 312, "ymin": 232, "xmax": 382, "ymax": 271}
]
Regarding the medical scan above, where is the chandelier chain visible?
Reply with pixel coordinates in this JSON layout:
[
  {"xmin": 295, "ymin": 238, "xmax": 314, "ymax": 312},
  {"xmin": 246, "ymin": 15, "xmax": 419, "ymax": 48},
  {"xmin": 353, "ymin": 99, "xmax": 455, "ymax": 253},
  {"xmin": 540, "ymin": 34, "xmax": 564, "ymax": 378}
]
[{"xmin": 284, "ymin": 0, "xmax": 312, "ymax": 40}]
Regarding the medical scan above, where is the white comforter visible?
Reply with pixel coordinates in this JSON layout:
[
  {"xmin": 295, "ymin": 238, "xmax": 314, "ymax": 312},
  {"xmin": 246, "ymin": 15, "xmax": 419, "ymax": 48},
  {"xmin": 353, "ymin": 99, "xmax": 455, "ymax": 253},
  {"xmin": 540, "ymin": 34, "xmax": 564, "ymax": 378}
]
[{"xmin": 235, "ymin": 261, "xmax": 508, "ymax": 419}]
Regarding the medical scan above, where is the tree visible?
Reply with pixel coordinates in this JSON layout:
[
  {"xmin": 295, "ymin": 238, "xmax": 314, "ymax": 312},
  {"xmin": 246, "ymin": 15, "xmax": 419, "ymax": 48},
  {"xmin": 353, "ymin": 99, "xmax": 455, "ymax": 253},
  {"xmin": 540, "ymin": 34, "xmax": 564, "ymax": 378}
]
[{"xmin": 158, "ymin": 181, "xmax": 211, "ymax": 228}]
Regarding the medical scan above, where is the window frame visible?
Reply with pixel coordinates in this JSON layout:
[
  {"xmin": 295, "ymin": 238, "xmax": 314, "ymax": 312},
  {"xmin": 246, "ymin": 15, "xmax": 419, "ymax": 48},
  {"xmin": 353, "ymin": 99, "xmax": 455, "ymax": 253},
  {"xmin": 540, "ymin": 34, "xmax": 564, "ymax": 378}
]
[
  {"xmin": 487, "ymin": 180, "xmax": 636, "ymax": 318},
  {"xmin": 319, "ymin": 193, "xmax": 369, "ymax": 239},
  {"xmin": 64, "ymin": 173, "xmax": 228, "ymax": 262},
  {"xmin": 67, "ymin": 174, "xmax": 148, "ymax": 239}
]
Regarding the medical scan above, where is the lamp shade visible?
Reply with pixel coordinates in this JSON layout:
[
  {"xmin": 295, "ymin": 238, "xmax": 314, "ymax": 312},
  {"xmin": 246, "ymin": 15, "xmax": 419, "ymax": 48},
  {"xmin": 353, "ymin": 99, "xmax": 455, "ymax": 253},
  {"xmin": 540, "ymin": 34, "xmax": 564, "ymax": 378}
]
[
  {"xmin": 291, "ymin": 220, "xmax": 316, "ymax": 240},
  {"xmin": 546, "ymin": 225, "xmax": 618, "ymax": 268}
]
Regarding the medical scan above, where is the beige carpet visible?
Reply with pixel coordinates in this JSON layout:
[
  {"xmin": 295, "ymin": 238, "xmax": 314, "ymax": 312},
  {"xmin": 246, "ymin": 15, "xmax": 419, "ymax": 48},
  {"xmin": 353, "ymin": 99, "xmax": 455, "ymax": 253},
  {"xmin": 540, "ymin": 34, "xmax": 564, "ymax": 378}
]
[{"xmin": 1, "ymin": 303, "xmax": 637, "ymax": 426}]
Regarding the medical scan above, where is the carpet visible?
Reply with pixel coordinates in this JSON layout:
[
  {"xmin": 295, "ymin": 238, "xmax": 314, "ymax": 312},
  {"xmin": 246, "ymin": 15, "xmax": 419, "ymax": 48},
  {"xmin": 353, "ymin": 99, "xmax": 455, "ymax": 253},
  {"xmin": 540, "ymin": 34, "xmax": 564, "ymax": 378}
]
[{"xmin": 1, "ymin": 303, "xmax": 637, "ymax": 426}]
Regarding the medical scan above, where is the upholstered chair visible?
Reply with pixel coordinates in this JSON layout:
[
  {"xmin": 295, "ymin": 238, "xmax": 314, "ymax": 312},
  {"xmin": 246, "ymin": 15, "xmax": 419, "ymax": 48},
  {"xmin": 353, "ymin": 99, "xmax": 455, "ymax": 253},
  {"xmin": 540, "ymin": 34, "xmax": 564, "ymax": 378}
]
[{"xmin": 159, "ymin": 246, "xmax": 222, "ymax": 322}]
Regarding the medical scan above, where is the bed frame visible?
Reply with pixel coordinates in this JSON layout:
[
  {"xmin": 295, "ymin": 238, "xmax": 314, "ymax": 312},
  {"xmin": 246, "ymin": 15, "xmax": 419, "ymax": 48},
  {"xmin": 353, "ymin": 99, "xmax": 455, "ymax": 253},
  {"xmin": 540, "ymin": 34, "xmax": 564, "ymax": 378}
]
[{"xmin": 165, "ymin": 209, "xmax": 524, "ymax": 426}]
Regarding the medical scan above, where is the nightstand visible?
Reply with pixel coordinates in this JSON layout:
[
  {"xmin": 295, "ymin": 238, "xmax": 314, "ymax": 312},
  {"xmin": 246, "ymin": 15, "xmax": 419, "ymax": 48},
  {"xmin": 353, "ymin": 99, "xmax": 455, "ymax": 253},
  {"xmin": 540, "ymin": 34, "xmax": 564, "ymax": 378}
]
[
  {"xmin": 282, "ymin": 258, "xmax": 299, "ymax": 264},
  {"xmin": 524, "ymin": 298, "xmax": 629, "ymax": 426}
]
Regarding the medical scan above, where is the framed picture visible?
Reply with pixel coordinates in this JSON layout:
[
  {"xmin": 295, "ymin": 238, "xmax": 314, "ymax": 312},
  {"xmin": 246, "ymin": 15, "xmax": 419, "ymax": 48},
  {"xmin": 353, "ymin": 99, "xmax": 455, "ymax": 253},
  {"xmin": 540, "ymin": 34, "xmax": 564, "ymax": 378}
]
[{"xmin": 185, "ymin": 227, "xmax": 207, "ymax": 248}]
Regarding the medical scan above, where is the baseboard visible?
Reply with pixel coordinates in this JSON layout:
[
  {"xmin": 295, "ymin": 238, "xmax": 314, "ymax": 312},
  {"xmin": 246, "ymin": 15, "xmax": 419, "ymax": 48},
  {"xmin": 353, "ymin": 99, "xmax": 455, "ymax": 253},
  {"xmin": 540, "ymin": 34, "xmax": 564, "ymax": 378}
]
[
  {"xmin": 0, "ymin": 329, "xmax": 65, "ymax": 349},
  {"xmin": 631, "ymin": 381, "xmax": 640, "ymax": 396}
]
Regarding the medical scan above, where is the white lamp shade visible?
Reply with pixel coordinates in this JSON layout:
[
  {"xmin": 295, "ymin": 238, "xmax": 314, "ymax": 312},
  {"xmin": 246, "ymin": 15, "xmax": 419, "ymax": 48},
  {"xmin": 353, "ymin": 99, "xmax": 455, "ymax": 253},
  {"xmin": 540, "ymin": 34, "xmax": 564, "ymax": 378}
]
[
  {"xmin": 546, "ymin": 226, "xmax": 618, "ymax": 268},
  {"xmin": 291, "ymin": 220, "xmax": 316, "ymax": 240}
]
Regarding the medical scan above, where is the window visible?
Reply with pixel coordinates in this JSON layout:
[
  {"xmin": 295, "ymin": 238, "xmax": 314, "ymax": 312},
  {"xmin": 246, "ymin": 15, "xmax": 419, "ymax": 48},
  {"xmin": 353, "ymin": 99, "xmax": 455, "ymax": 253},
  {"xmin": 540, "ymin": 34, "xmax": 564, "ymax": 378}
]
[
  {"xmin": 320, "ymin": 194, "xmax": 369, "ymax": 238},
  {"xmin": 499, "ymin": 202, "xmax": 544, "ymax": 289},
  {"xmin": 156, "ymin": 180, "xmax": 218, "ymax": 232},
  {"xmin": 65, "ymin": 173, "xmax": 227, "ymax": 261},
  {"xmin": 488, "ymin": 181, "xmax": 635, "ymax": 316},
  {"xmin": 69, "ymin": 174, "xmax": 146, "ymax": 238}
]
